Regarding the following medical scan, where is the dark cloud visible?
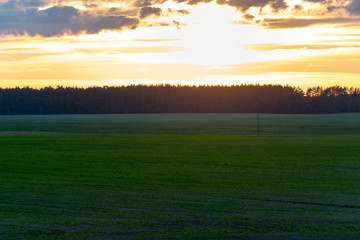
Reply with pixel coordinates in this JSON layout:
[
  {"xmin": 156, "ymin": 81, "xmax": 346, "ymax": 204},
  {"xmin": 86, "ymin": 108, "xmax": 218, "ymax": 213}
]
[
  {"xmin": 0, "ymin": 0, "xmax": 47, "ymax": 8},
  {"xmin": 0, "ymin": 4, "xmax": 139, "ymax": 36},
  {"xmin": 78, "ymin": 16, "xmax": 139, "ymax": 34},
  {"xmin": 0, "ymin": 0, "xmax": 197, "ymax": 37},
  {"xmin": 346, "ymin": 0, "xmax": 360, "ymax": 14},
  {"xmin": 301, "ymin": 0, "xmax": 360, "ymax": 16},
  {"xmin": 327, "ymin": 6, "xmax": 339, "ymax": 12},
  {"xmin": 83, "ymin": 3, "xmax": 98, "ymax": 8},
  {"xmin": 134, "ymin": 0, "xmax": 167, "ymax": 7},
  {"xmin": 134, "ymin": 0, "xmax": 153, "ymax": 7},
  {"xmin": 171, "ymin": 0, "xmax": 212, "ymax": 5},
  {"xmin": 139, "ymin": 6, "xmax": 162, "ymax": 18},
  {"xmin": 186, "ymin": 0, "xmax": 212, "ymax": 5},
  {"xmin": 302, "ymin": 0, "xmax": 326, "ymax": 2},
  {"xmin": 141, "ymin": 21, "xmax": 171, "ymax": 27},
  {"xmin": 262, "ymin": 17, "xmax": 360, "ymax": 28},
  {"xmin": 270, "ymin": 0, "xmax": 287, "ymax": 12},
  {"xmin": 294, "ymin": 5, "xmax": 303, "ymax": 11},
  {"xmin": 0, "ymin": 0, "xmax": 17, "ymax": 9},
  {"xmin": 173, "ymin": 20, "xmax": 180, "ymax": 29},
  {"xmin": 243, "ymin": 13, "xmax": 255, "ymax": 21},
  {"xmin": 20, "ymin": 0, "xmax": 47, "ymax": 7},
  {"xmin": 216, "ymin": 0, "xmax": 287, "ymax": 12},
  {"xmin": 0, "ymin": 15, "xmax": 18, "ymax": 23},
  {"xmin": 41, "ymin": 6, "xmax": 79, "ymax": 23},
  {"xmin": 176, "ymin": 9, "xmax": 190, "ymax": 15},
  {"xmin": 1, "ymin": 0, "xmax": 357, "ymax": 36},
  {"xmin": 100, "ymin": 7, "xmax": 138, "ymax": 17},
  {"xmin": 167, "ymin": 8, "xmax": 190, "ymax": 15}
]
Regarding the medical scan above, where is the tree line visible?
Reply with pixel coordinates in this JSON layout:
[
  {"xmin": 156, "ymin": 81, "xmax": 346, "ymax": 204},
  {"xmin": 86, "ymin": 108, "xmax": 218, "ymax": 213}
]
[{"xmin": 0, "ymin": 84, "xmax": 359, "ymax": 114}]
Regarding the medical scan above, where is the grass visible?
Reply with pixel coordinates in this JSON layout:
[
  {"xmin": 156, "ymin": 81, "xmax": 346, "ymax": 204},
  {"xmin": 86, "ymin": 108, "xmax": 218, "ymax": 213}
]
[
  {"xmin": 0, "ymin": 113, "xmax": 359, "ymax": 135},
  {"xmin": 1, "ymin": 114, "xmax": 360, "ymax": 239}
]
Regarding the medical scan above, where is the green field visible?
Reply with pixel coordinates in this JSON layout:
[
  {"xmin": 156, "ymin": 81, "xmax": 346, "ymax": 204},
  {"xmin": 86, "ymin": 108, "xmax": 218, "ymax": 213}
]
[
  {"xmin": 1, "ymin": 114, "xmax": 360, "ymax": 239},
  {"xmin": 0, "ymin": 113, "xmax": 359, "ymax": 135}
]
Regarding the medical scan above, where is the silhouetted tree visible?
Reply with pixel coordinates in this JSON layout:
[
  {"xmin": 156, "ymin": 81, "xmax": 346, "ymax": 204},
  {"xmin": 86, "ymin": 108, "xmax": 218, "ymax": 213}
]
[{"xmin": 0, "ymin": 84, "xmax": 358, "ymax": 114}]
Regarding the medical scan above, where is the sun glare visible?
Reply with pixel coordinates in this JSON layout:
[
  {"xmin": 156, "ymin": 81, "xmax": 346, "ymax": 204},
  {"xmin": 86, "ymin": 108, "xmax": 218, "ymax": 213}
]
[{"xmin": 1, "ymin": 0, "xmax": 360, "ymax": 88}]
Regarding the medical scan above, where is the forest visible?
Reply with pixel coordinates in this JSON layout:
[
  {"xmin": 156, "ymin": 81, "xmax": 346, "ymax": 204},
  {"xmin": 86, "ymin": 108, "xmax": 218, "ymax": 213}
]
[{"xmin": 0, "ymin": 84, "xmax": 359, "ymax": 114}]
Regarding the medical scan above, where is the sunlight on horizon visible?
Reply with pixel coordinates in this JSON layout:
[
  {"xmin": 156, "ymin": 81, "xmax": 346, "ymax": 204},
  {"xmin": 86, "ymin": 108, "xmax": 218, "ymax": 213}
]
[{"xmin": 1, "ymin": 0, "xmax": 360, "ymax": 88}]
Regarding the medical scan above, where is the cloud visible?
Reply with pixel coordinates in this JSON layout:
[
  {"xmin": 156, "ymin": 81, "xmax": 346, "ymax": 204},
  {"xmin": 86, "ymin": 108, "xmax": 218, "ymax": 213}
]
[
  {"xmin": 1, "ymin": 0, "xmax": 359, "ymax": 36},
  {"xmin": 134, "ymin": 0, "xmax": 168, "ymax": 7},
  {"xmin": 133, "ymin": 38, "xmax": 179, "ymax": 41},
  {"xmin": 139, "ymin": 6, "xmax": 162, "ymax": 18},
  {"xmin": 243, "ymin": 43, "xmax": 360, "ymax": 51},
  {"xmin": 261, "ymin": 17, "xmax": 360, "ymax": 28},
  {"xmin": 166, "ymin": 8, "xmax": 190, "ymax": 16},
  {"xmin": 173, "ymin": 20, "xmax": 183, "ymax": 29},
  {"xmin": 0, "ymin": 0, "xmax": 17, "ymax": 9},
  {"xmin": 74, "ymin": 46, "xmax": 186, "ymax": 54},
  {"xmin": 20, "ymin": 0, "xmax": 47, "ymax": 7},
  {"xmin": 270, "ymin": 0, "xmax": 287, "ymax": 12},
  {"xmin": 294, "ymin": 5, "xmax": 303, "ymax": 11},
  {"xmin": 171, "ymin": 0, "xmax": 212, "ymax": 5},
  {"xmin": 243, "ymin": 13, "xmax": 255, "ymax": 21},
  {"xmin": 0, "ymin": 3, "xmax": 139, "ymax": 36},
  {"xmin": 216, "ymin": 0, "xmax": 289, "ymax": 12},
  {"xmin": 308, "ymin": 0, "xmax": 360, "ymax": 16},
  {"xmin": 39, "ymin": 6, "xmax": 80, "ymax": 23},
  {"xmin": 0, "ymin": 0, "xmax": 196, "ymax": 36},
  {"xmin": 75, "ymin": 16, "xmax": 139, "ymax": 35},
  {"xmin": 346, "ymin": 0, "xmax": 360, "ymax": 14},
  {"xmin": 176, "ymin": 9, "xmax": 190, "ymax": 15},
  {"xmin": 216, "ymin": 53, "xmax": 360, "ymax": 76},
  {"xmin": 0, "ymin": 0, "xmax": 48, "ymax": 9},
  {"xmin": 215, "ymin": 0, "xmax": 360, "ymax": 27},
  {"xmin": 302, "ymin": 0, "xmax": 326, "ymax": 2}
]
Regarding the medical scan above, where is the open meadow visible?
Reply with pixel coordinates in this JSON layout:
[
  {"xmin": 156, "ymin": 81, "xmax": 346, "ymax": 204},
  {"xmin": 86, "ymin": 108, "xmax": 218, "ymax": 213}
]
[{"xmin": 1, "ymin": 113, "xmax": 360, "ymax": 239}]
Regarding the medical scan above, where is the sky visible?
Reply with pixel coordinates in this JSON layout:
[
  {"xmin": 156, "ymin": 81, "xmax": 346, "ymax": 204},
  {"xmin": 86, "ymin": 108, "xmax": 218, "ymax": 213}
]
[{"xmin": 1, "ymin": 0, "xmax": 360, "ymax": 89}]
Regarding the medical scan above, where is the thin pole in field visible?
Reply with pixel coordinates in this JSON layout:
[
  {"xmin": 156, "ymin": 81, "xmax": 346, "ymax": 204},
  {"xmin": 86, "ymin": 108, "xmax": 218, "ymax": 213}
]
[{"xmin": 256, "ymin": 96, "xmax": 260, "ymax": 136}]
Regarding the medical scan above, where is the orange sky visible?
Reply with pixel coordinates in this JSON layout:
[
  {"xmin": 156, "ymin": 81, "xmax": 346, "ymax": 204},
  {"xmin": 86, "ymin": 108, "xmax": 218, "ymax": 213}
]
[{"xmin": 1, "ymin": 0, "xmax": 360, "ymax": 89}]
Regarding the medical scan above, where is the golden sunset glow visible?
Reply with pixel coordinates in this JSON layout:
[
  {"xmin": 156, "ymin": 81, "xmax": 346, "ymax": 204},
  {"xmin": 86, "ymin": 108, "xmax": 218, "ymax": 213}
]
[{"xmin": 1, "ymin": 0, "xmax": 360, "ymax": 89}]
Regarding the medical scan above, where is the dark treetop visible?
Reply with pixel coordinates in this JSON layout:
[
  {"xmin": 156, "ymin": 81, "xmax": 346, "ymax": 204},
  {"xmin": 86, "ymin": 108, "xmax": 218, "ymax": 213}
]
[{"xmin": 0, "ymin": 84, "xmax": 359, "ymax": 114}]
